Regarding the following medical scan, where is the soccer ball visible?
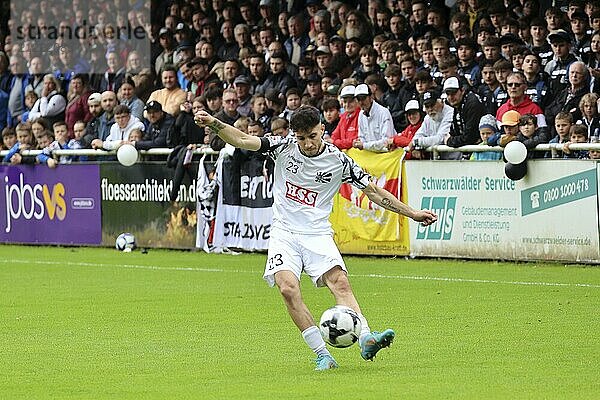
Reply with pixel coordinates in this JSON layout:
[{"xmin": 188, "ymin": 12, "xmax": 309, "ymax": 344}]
[
  {"xmin": 115, "ymin": 233, "xmax": 136, "ymax": 251},
  {"xmin": 319, "ymin": 306, "xmax": 362, "ymax": 348}
]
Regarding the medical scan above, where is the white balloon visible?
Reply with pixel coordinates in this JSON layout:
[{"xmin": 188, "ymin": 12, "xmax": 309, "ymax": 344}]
[
  {"xmin": 117, "ymin": 144, "xmax": 138, "ymax": 166},
  {"xmin": 503, "ymin": 141, "xmax": 527, "ymax": 164}
]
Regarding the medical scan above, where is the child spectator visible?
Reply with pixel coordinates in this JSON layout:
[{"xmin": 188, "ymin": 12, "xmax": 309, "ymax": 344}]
[
  {"xmin": 471, "ymin": 114, "xmax": 502, "ymax": 160},
  {"xmin": 36, "ymin": 131, "xmax": 54, "ymax": 150},
  {"xmin": 21, "ymin": 91, "xmax": 39, "ymax": 123},
  {"xmin": 2, "ymin": 127, "xmax": 17, "ymax": 150},
  {"xmin": 247, "ymin": 120, "xmax": 265, "ymax": 137},
  {"xmin": 331, "ymin": 84, "xmax": 360, "ymax": 150},
  {"xmin": 3, "ymin": 123, "xmax": 35, "ymax": 164},
  {"xmin": 233, "ymin": 117, "xmax": 250, "ymax": 134},
  {"xmin": 563, "ymin": 124, "xmax": 589, "ymax": 158},
  {"xmin": 279, "ymin": 88, "xmax": 302, "ymax": 122},
  {"xmin": 517, "ymin": 113, "xmax": 547, "ymax": 158},
  {"xmin": 576, "ymin": 93, "xmax": 600, "ymax": 138},
  {"xmin": 250, "ymin": 94, "xmax": 272, "ymax": 133},
  {"xmin": 551, "ymin": 111, "xmax": 573, "ymax": 144},
  {"xmin": 128, "ymin": 128, "xmax": 144, "ymax": 142},
  {"xmin": 387, "ymin": 100, "xmax": 423, "ymax": 159},
  {"xmin": 270, "ymin": 117, "xmax": 289, "ymax": 137},
  {"xmin": 321, "ymin": 98, "xmax": 340, "ymax": 142},
  {"xmin": 37, "ymin": 121, "xmax": 79, "ymax": 168},
  {"xmin": 589, "ymin": 136, "xmax": 600, "ymax": 159}
]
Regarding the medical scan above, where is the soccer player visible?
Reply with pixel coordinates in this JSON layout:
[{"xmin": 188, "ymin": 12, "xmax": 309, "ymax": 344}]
[{"xmin": 194, "ymin": 106, "xmax": 438, "ymax": 371}]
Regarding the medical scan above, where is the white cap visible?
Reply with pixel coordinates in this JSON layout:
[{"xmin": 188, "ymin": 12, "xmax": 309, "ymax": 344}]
[
  {"xmin": 405, "ymin": 99, "xmax": 420, "ymax": 112},
  {"xmin": 354, "ymin": 83, "xmax": 370, "ymax": 96},
  {"xmin": 443, "ymin": 77, "xmax": 460, "ymax": 92},
  {"xmin": 340, "ymin": 85, "xmax": 355, "ymax": 98}
]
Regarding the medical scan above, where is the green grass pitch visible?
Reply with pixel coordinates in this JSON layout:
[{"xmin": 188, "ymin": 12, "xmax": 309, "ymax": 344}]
[{"xmin": 1, "ymin": 245, "xmax": 599, "ymax": 399}]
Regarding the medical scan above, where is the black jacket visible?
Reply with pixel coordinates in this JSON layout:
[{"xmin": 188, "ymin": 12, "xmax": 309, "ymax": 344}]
[
  {"xmin": 135, "ymin": 113, "xmax": 175, "ymax": 150},
  {"xmin": 447, "ymin": 91, "xmax": 485, "ymax": 147}
]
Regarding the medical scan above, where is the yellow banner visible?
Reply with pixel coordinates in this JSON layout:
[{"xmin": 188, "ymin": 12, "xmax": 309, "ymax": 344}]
[{"xmin": 331, "ymin": 149, "xmax": 410, "ymax": 255}]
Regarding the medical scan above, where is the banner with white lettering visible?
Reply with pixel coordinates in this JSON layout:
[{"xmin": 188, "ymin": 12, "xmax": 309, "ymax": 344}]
[{"xmin": 212, "ymin": 153, "xmax": 273, "ymax": 251}]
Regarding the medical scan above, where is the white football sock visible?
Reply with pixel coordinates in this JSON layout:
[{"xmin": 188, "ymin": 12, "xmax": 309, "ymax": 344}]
[
  {"xmin": 302, "ymin": 326, "xmax": 329, "ymax": 357},
  {"xmin": 358, "ymin": 313, "xmax": 371, "ymax": 341}
]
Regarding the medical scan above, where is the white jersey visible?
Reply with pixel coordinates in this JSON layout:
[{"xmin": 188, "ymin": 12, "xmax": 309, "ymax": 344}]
[{"xmin": 262, "ymin": 135, "xmax": 371, "ymax": 235}]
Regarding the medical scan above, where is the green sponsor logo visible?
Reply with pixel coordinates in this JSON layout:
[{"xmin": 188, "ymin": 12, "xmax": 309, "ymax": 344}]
[
  {"xmin": 521, "ymin": 169, "xmax": 597, "ymax": 216},
  {"xmin": 416, "ymin": 196, "xmax": 456, "ymax": 240}
]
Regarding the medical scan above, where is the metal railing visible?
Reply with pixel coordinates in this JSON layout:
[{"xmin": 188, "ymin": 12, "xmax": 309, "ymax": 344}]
[{"xmin": 2, "ymin": 143, "xmax": 600, "ymax": 162}]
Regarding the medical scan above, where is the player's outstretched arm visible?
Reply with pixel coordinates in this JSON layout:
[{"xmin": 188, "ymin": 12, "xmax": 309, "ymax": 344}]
[
  {"xmin": 362, "ymin": 182, "xmax": 438, "ymax": 226},
  {"xmin": 194, "ymin": 110, "xmax": 262, "ymax": 151}
]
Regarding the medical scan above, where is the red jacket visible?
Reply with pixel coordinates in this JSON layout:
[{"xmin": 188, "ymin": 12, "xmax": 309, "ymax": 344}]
[
  {"xmin": 331, "ymin": 107, "xmax": 361, "ymax": 149},
  {"xmin": 65, "ymin": 92, "xmax": 93, "ymax": 138},
  {"xmin": 392, "ymin": 121, "xmax": 422, "ymax": 159},
  {"xmin": 496, "ymin": 96, "xmax": 543, "ymax": 123}
]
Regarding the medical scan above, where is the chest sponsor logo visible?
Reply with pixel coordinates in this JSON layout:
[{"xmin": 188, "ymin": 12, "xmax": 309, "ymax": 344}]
[{"xmin": 285, "ymin": 181, "xmax": 318, "ymax": 206}]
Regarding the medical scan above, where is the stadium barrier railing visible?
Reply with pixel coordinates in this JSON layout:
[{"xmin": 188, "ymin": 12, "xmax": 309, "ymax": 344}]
[{"xmin": 3, "ymin": 142, "xmax": 600, "ymax": 160}]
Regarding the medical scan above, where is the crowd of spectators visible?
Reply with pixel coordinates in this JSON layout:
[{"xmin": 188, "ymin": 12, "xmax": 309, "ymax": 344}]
[{"xmin": 2, "ymin": 0, "xmax": 600, "ymax": 166}]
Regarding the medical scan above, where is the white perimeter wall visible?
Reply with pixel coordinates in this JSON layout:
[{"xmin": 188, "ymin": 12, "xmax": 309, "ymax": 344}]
[{"xmin": 405, "ymin": 160, "xmax": 600, "ymax": 263}]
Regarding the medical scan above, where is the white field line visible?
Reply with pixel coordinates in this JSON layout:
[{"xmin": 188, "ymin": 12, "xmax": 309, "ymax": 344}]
[{"xmin": 2, "ymin": 259, "xmax": 599, "ymax": 289}]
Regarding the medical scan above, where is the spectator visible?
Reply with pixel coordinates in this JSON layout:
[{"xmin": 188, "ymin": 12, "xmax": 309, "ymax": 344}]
[
  {"xmin": 409, "ymin": 90, "xmax": 454, "ymax": 156},
  {"xmin": 530, "ymin": 18, "xmax": 553, "ymax": 68},
  {"xmin": 382, "ymin": 64, "xmax": 405, "ymax": 132},
  {"xmin": 322, "ymin": 97, "xmax": 340, "ymax": 141},
  {"xmin": 64, "ymin": 74, "xmax": 92, "ymax": 138},
  {"xmin": 352, "ymin": 83, "xmax": 395, "ymax": 152},
  {"xmin": 284, "ymin": 14, "xmax": 311, "ymax": 65},
  {"xmin": 331, "ymin": 84, "xmax": 360, "ymax": 150},
  {"xmin": 576, "ymin": 93, "xmax": 600, "ymax": 137},
  {"xmin": 280, "ymin": 87, "xmax": 302, "ymax": 121},
  {"xmin": 133, "ymin": 101, "xmax": 174, "ymax": 150},
  {"xmin": 496, "ymin": 72, "xmax": 547, "ymax": 129},
  {"xmin": 443, "ymin": 76, "xmax": 485, "ymax": 152},
  {"xmin": 522, "ymin": 52, "xmax": 552, "ymax": 109},
  {"xmin": 387, "ymin": 99, "xmax": 423, "ymax": 159},
  {"xmin": 497, "ymin": 110, "xmax": 522, "ymax": 147},
  {"xmin": 545, "ymin": 61, "xmax": 590, "ymax": 135},
  {"xmin": 100, "ymin": 51, "xmax": 126, "ymax": 92},
  {"xmin": 222, "ymin": 59, "xmax": 240, "ymax": 89},
  {"xmin": 203, "ymin": 86, "xmax": 224, "ymax": 115},
  {"xmin": 477, "ymin": 61, "xmax": 501, "ymax": 116},
  {"xmin": 28, "ymin": 74, "xmax": 66, "ymax": 127},
  {"xmin": 1, "ymin": 127, "xmax": 16, "ymax": 150},
  {"xmin": 570, "ymin": 11, "xmax": 591, "ymax": 61},
  {"xmin": 234, "ymin": 75, "xmax": 253, "ymax": 117},
  {"xmin": 3, "ymin": 122, "xmax": 35, "ymax": 165},
  {"xmin": 471, "ymin": 114, "xmax": 502, "ymax": 161},
  {"xmin": 351, "ymin": 45, "xmax": 380, "ymax": 82},
  {"xmin": 118, "ymin": 76, "xmax": 145, "ymax": 121},
  {"xmin": 249, "ymin": 54, "xmax": 269, "ymax": 94},
  {"xmin": 99, "ymin": 91, "xmax": 118, "ymax": 141},
  {"xmin": 270, "ymin": 117, "xmax": 290, "ymax": 137},
  {"xmin": 36, "ymin": 121, "xmax": 80, "ymax": 168},
  {"xmin": 155, "ymin": 28, "xmax": 176, "ymax": 76},
  {"xmin": 147, "ymin": 67, "xmax": 187, "ymax": 117},
  {"xmin": 516, "ymin": 113, "xmax": 549, "ymax": 158},
  {"xmin": 563, "ymin": 124, "xmax": 589, "ymax": 158},
  {"xmin": 250, "ymin": 93, "xmax": 272, "ymax": 132},
  {"xmin": 167, "ymin": 96, "xmax": 205, "ymax": 148},
  {"xmin": 456, "ymin": 37, "xmax": 480, "ymax": 87},
  {"xmin": 262, "ymin": 52, "xmax": 296, "ymax": 95},
  {"xmin": 91, "ymin": 104, "xmax": 145, "ymax": 150},
  {"xmin": 24, "ymin": 56, "xmax": 44, "ymax": 98},
  {"xmin": 545, "ymin": 29, "xmax": 579, "ymax": 94},
  {"xmin": 81, "ymin": 93, "xmax": 103, "ymax": 148}
]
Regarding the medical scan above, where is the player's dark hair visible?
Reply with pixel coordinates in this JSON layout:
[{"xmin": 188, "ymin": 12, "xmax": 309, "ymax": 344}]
[{"xmin": 289, "ymin": 105, "xmax": 321, "ymax": 133}]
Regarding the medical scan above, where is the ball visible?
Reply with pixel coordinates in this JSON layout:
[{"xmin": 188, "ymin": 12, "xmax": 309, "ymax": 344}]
[
  {"xmin": 115, "ymin": 232, "xmax": 136, "ymax": 251},
  {"xmin": 319, "ymin": 306, "xmax": 362, "ymax": 348},
  {"xmin": 117, "ymin": 144, "xmax": 138, "ymax": 166},
  {"xmin": 503, "ymin": 141, "xmax": 527, "ymax": 164}
]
